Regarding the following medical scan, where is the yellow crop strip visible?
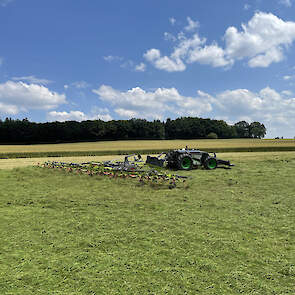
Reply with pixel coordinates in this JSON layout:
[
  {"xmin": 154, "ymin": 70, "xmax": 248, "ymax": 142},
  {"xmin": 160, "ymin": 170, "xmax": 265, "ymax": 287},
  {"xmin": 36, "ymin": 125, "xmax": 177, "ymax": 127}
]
[
  {"xmin": 0, "ymin": 138, "xmax": 294, "ymax": 154},
  {"xmin": 1, "ymin": 151, "xmax": 294, "ymax": 170}
]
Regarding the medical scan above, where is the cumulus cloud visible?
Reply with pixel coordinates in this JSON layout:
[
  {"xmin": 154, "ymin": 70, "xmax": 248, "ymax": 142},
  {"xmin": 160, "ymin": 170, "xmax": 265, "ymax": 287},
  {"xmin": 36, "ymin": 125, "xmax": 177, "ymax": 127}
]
[
  {"xmin": 144, "ymin": 48, "xmax": 186, "ymax": 72},
  {"xmin": 47, "ymin": 108, "xmax": 112, "ymax": 122},
  {"xmin": 144, "ymin": 12, "xmax": 295, "ymax": 71},
  {"xmin": 93, "ymin": 85, "xmax": 212, "ymax": 119},
  {"xmin": 198, "ymin": 87, "xmax": 295, "ymax": 137},
  {"xmin": 47, "ymin": 111, "xmax": 88, "ymax": 122},
  {"xmin": 281, "ymin": 90, "xmax": 293, "ymax": 96},
  {"xmin": 247, "ymin": 47, "xmax": 283, "ymax": 68},
  {"xmin": 120, "ymin": 60, "xmax": 134, "ymax": 69},
  {"xmin": 62, "ymin": 81, "xmax": 91, "ymax": 90},
  {"xmin": 144, "ymin": 19, "xmax": 231, "ymax": 70},
  {"xmin": 90, "ymin": 107, "xmax": 113, "ymax": 121},
  {"xmin": 224, "ymin": 12, "xmax": 295, "ymax": 67},
  {"xmin": 0, "ymin": 81, "xmax": 66, "ymax": 114},
  {"xmin": 11, "ymin": 75, "xmax": 52, "ymax": 85},
  {"xmin": 71, "ymin": 81, "xmax": 91, "ymax": 89},
  {"xmin": 283, "ymin": 75, "xmax": 295, "ymax": 80},
  {"xmin": 144, "ymin": 33, "xmax": 208, "ymax": 72},
  {"xmin": 103, "ymin": 55, "xmax": 123, "ymax": 62},
  {"xmin": 134, "ymin": 62, "xmax": 146, "ymax": 72},
  {"xmin": 169, "ymin": 17, "xmax": 176, "ymax": 25},
  {"xmin": 93, "ymin": 113, "xmax": 112, "ymax": 121},
  {"xmin": 0, "ymin": 102, "xmax": 18, "ymax": 115},
  {"xmin": 93, "ymin": 84, "xmax": 295, "ymax": 137},
  {"xmin": 185, "ymin": 17, "xmax": 199, "ymax": 32},
  {"xmin": 164, "ymin": 32, "xmax": 177, "ymax": 42},
  {"xmin": 187, "ymin": 43, "xmax": 233, "ymax": 67}
]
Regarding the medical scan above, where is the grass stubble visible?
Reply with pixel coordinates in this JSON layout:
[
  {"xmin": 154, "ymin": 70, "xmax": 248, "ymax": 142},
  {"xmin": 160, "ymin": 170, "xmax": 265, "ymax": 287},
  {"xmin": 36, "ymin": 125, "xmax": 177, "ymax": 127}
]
[
  {"xmin": 0, "ymin": 138, "xmax": 295, "ymax": 159},
  {"xmin": 0, "ymin": 152, "xmax": 294, "ymax": 294}
]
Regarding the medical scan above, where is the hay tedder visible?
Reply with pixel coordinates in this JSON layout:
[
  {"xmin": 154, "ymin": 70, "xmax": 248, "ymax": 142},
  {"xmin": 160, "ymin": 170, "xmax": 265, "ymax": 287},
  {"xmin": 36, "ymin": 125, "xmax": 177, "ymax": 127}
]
[
  {"xmin": 40, "ymin": 147, "xmax": 234, "ymax": 189},
  {"xmin": 146, "ymin": 147, "xmax": 234, "ymax": 170}
]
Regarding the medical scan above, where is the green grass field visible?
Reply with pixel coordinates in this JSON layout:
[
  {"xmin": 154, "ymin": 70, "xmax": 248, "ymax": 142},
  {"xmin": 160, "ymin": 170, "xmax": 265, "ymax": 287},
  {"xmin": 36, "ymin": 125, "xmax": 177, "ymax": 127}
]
[
  {"xmin": 0, "ymin": 151, "xmax": 294, "ymax": 294},
  {"xmin": 1, "ymin": 139, "xmax": 295, "ymax": 159}
]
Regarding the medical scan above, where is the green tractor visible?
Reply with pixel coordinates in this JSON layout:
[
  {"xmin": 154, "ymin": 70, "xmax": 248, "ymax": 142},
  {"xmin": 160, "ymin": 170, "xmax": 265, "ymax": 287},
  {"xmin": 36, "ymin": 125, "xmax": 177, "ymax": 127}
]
[{"xmin": 146, "ymin": 147, "xmax": 234, "ymax": 170}]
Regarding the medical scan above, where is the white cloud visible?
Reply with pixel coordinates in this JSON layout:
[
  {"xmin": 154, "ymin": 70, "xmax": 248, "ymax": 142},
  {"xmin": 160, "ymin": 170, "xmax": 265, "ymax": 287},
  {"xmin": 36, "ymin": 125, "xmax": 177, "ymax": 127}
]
[
  {"xmin": 143, "ymin": 34, "xmax": 207, "ymax": 72},
  {"xmin": 144, "ymin": 48, "xmax": 161, "ymax": 61},
  {"xmin": 281, "ymin": 90, "xmax": 293, "ymax": 96},
  {"xmin": 103, "ymin": 55, "xmax": 123, "ymax": 62},
  {"xmin": 187, "ymin": 43, "xmax": 233, "ymax": 67},
  {"xmin": 12, "ymin": 75, "xmax": 52, "ymax": 85},
  {"xmin": 144, "ymin": 49, "xmax": 186, "ymax": 72},
  {"xmin": 279, "ymin": 0, "xmax": 292, "ymax": 7},
  {"xmin": 93, "ymin": 85, "xmax": 212, "ymax": 119},
  {"xmin": 120, "ymin": 60, "xmax": 134, "ymax": 69},
  {"xmin": 71, "ymin": 81, "xmax": 90, "ymax": 89},
  {"xmin": 93, "ymin": 84, "xmax": 295, "ymax": 137},
  {"xmin": 144, "ymin": 21, "xmax": 231, "ymax": 70},
  {"xmin": 47, "ymin": 108, "xmax": 112, "ymax": 122},
  {"xmin": 94, "ymin": 113, "xmax": 112, "ymax": 121},
  {"xmin": 164, "ymin": 32, "xmax": 177, "ymax": 42},
  {"xmin": 283, "ymin": 75, "xmax": 295, "ymax": 80},
  {"xmin": 134, "ymin": 62, "xmax": 146, "ymax": 72},
  {"xmin": 224, "ymin": 12, "xmax": 295, "ymax": 67},
  {"xmin": 247, "ymin": 47, "xmax": 283, "ymax": 68},
  {"xmin": 47, "ymin": 111, "xmax": 88, "ymax": 122},
  {"xmin": 90, "ymin": 107, "xmax": 113, "ymax": 121},
  {"xmin": 62, "ymin": 81, "xmax": 91, "ymax": 90},
  {"xmin": 169, "ymin": 17, "xmax": 176, "ymax": 25},
  {"xmin": 115, "ymin": 108, "xmax": 138, "ymax": 118},
  {"xmin": 172, "ymin": 33, "xmax": 206, "ymax": 60},
  {"xmin": 202, "ymin": 87, "xmax": 295, "ymax": 137},
  {"xmin": 0, "ymin": 102, "xmax": 18, "ymax": 114},
  {"xmin": 0, "ymin": 81, "xmax": 66, "ymax": 114},
  {"xmin": 145, "ymin": 12, "xmax": 295, "ymax": 71},
  {"xmin": 185, "ymin": 17, "xmax": 199, "ymax": 32}
]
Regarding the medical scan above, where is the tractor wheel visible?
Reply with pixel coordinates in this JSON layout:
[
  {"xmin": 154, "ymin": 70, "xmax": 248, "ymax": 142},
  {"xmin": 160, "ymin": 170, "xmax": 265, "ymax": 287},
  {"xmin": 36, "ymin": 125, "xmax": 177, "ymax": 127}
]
[
  {"xmin": 177, "ymin": 154, "xmax": 193, "ymax": 170},
  {"xmin": 204, "ymin": 157, "xmax": 217, "ymax": 170}
]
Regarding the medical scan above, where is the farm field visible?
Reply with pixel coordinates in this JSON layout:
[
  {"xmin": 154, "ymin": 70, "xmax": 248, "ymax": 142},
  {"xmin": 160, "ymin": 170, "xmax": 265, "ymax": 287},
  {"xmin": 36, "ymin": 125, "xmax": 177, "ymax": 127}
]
[
  {"xmin": 0, "ymin": 151, "xmax": 294, "ymax": 294},
  {"xmin": 0, "ymin": 139, "xmax": 295, "ymax": 158},
  {"xmin": 0, "ymin": 151, "xmax": 294, "ymax": 170}
]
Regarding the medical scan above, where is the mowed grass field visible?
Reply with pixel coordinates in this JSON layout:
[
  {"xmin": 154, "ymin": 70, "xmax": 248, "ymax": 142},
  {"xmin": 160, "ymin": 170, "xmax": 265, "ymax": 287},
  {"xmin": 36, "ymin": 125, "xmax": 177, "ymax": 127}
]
[
  {"xmin": 0, "ymin": 151, "xmax": 293, "ymax": 170},
  {"xmin": 0, "ymin": 139, "xmax": 295, "ymax": 158},
  {"xmin": 0, "ymin": 151, "xmax": 294, "ymax": 294}
]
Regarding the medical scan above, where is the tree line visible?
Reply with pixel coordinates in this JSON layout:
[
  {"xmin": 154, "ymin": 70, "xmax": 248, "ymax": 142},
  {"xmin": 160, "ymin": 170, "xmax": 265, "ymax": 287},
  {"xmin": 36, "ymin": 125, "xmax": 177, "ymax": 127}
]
[{"xmin": 0, "ymin": 117, "xmax": 266, "ymax": 144}]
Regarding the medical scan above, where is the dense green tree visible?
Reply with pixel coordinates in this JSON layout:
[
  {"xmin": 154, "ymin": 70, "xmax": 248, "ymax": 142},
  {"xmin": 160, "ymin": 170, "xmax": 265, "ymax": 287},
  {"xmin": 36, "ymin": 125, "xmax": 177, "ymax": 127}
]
[
  {"xmin": 234, "ymin": 121, "xmax": 250, "ymax": 138},
  {"xmin": 249, "ymin": 122, "xmax": 266, "ymax": 138},
  {"xmin": 0, "ymin": 116, "xmax": 266, "ymax": 144}
]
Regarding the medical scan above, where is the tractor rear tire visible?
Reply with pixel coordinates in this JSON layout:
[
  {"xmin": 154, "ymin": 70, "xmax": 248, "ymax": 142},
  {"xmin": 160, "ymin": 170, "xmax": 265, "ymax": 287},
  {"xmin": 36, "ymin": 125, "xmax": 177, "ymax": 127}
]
[
  {"xmin": 177, "ymin": 154, "xmax": 193, "ymax": 170},
  {"xmin": 204, "ymin": 157, "xmax": 217, "ymax": 170}
]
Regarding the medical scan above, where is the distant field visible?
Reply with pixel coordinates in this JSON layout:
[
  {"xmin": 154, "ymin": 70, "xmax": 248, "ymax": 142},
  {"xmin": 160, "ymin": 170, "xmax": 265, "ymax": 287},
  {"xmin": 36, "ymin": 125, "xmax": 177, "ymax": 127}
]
[
  {"xmin": 0, "ymin": 139, "xmax": 295, "ymax": 159},
  {"xmin": 0, "ymin": 151, "xmax": 294, "ymax": 294},
  {"xmin": 1, "ymin": 151, "xmax": 295, "ymax": 170}
]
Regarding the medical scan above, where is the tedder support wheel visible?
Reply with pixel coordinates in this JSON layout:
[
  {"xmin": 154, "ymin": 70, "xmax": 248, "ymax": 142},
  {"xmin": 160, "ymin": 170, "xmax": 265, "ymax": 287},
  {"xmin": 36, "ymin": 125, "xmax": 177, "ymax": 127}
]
[
  {"xmin": 177, "ymin": 154, "xmax": 193, "ymax": 170},
  {"xmin": 204, "ymin": 157, "xmax": 217, "ymax": 170}
]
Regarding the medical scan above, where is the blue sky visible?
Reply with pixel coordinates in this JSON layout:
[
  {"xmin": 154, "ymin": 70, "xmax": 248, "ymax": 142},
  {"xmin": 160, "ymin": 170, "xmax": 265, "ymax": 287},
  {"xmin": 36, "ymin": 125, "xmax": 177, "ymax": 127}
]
[{"xmin": 0, "ymin": 0, "xmax": 295, "ymax": 138}]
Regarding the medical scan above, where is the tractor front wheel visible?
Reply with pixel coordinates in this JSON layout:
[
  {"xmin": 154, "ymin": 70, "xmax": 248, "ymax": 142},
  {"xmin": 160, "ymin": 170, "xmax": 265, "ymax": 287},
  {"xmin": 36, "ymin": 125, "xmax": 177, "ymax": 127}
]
[
  {"xmin": 177, "ymin": 154, "xmax": 193, "ymax": 170},
  {"xmin": 204, "ymin": 157, "xmax": 217, "ymax": 170}
]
